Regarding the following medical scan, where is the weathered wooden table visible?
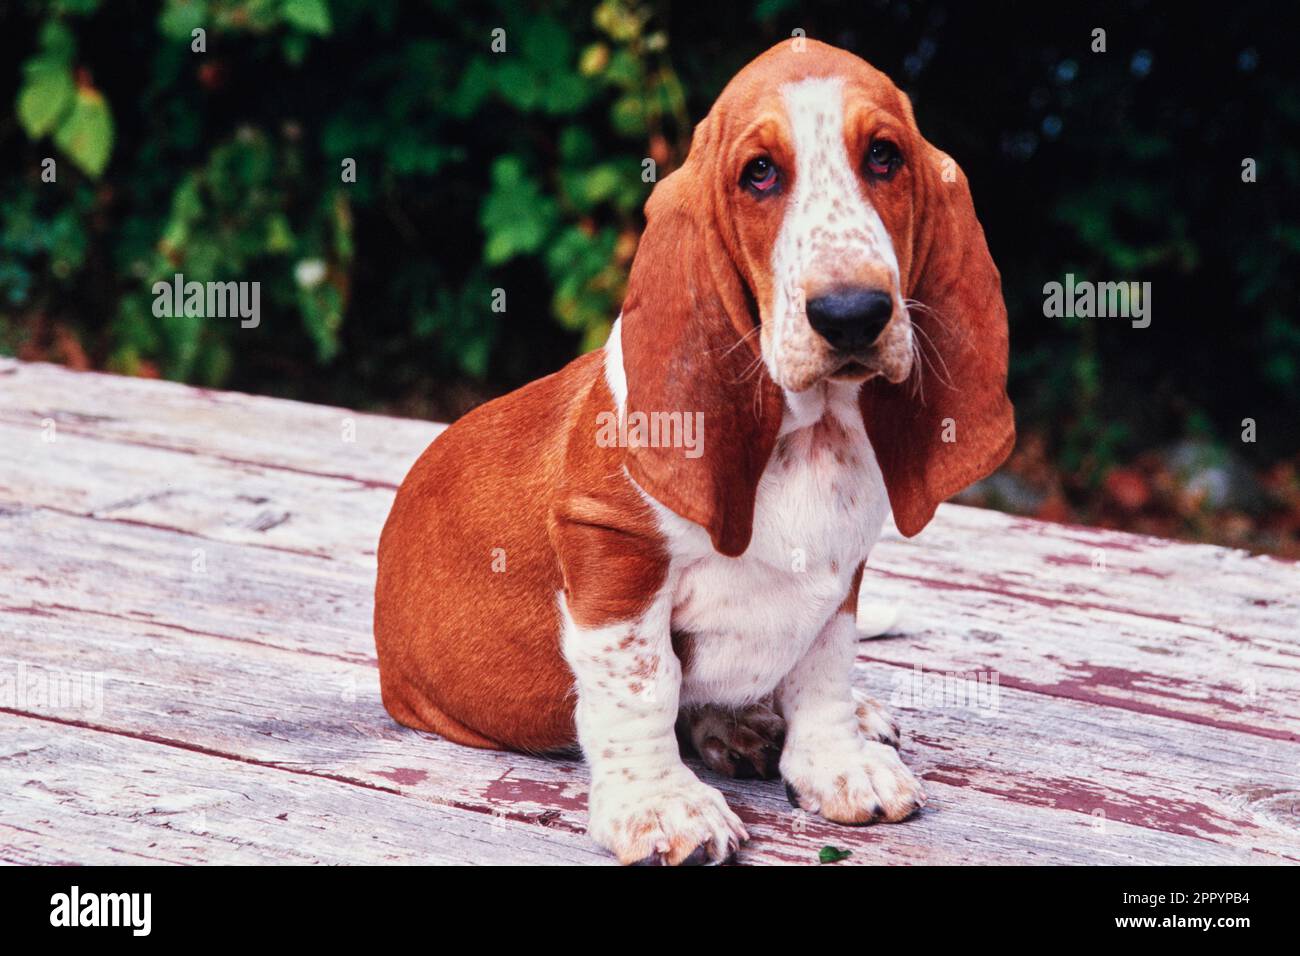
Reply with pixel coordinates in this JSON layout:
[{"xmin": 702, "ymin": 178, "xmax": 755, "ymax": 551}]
[{"xmin": 1, "ymin": 358, "xmax": 1296, "ymax": 865}]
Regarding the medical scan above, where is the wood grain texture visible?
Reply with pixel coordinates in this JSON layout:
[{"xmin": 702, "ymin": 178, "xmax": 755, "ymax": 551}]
[{"xmin": 1, "ymin": 357, "xmax": 1297, "ymax": 865}]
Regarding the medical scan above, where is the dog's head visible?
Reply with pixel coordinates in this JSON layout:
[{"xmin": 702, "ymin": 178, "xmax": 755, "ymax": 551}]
[{"xmin": 619, "ymin": 39, "xmax": 1014, "ymax": 554}]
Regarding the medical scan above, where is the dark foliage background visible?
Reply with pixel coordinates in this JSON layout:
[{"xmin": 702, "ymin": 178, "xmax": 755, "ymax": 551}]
[{"xmin": 3, "ymin": 0, "xmax": 1298, "ymax": 552}]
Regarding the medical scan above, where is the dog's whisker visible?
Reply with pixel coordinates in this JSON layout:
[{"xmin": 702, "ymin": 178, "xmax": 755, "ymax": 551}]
[
  {"xmin": 731, "ymin": 349, "xmax": 767, "ymax": 385},
  {"xmin": 906, "ymin": 297, "xmax": 976, "ymax": 358},
  {"xmin": 907, "ymin": 334, "xmax": 927, "ymax": 404},
  {"xmin": 911, "ymin": 321, "xmax": 957, "ymax": 391},
  {"xmin": 715, "ymin": 324, "xmax": 762, "ymax": 360}
]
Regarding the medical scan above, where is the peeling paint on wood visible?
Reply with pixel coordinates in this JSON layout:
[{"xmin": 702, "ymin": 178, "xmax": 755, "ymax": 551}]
[{"xmin": 1, "ymin": 359, "xmax": 1297, "ymax": 864}]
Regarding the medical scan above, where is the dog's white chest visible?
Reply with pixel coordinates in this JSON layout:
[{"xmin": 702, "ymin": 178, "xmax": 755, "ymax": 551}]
[{"xmin": 661, "ymin": 387, "xmax": 889, "ymax": 706}]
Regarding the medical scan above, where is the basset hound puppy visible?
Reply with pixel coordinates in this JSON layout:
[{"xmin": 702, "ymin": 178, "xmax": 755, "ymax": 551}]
[{"xmin": 374, "ymin": 39, "xmax": 1014, "ymax": 865}]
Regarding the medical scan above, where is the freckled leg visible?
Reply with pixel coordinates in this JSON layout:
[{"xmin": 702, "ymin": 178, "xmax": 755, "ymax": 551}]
[
  {"xmin": 562, "ymin": 587, "xmax": 748, "ymax": 865},
  {"xmin": 777, "ymin": 611, "xmax": 925, "ymax": 824}
]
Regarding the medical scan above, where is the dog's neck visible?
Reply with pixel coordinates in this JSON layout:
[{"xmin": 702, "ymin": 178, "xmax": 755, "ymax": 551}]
[{"xmin": 777, "ymin": 380, "xmax": 862, "ymax": 438}]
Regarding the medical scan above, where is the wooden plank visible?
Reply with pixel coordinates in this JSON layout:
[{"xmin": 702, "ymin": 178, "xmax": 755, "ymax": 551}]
[
  {"xmin": 5, "ymin": 361, "xmax": 1294, "ymax": 638},
  {"xmin": 3, "ymin": 600, "xmax": 1296, "ymax": 863},
  {"xmin": 1, "ymin": 353, "xmax": 1294, "ymax": 597},
  {"xmin": 1, "ymin": 504, "xmax": 376, "ymax": 664},
  {"xmin": 10, "ymin": 711, "xmax": 1262, "ymax": 866},
  {"xmin": 0, "ymin": 358, "xmax": 436, "ymax": 486},
  {"xmin": 6, "ymin": 355, "xmax": 1295, "ymax": 639},
  {"xmin": 0, "ymin": 715, "xmax": 611, "ymax": 865},
  {"xmin": 3, "ymin": 358, "xmax": 1297, "ymax": 864},
  {"xmin": 5, "ymin": 475, "xmax": 1297, "ymax": 741},
  {"xmin": 874, "ymin": 505, "xmax": 1299, "ymax": 641},
  {"xmin": 858, "ymin": 567, "xmax": 1300, "ymax": 741},
  {"xmin": 0, "ymin": 419, "xmax": 389, "ymax": 566}
]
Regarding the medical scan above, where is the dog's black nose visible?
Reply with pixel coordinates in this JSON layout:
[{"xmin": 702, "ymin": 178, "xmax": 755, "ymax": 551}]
[{"xmin": 805, "ymin": 288, "xmax": 894, "ymax": 351}]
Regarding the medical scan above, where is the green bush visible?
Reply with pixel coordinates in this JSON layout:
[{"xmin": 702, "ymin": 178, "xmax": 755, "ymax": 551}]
[
  {"xmin": 3, "ymin": 0, "xmax": 1298, "ymax": 482},
  {"xmin": 3, "ymin": 0, "xmax": 685, "ymax": 395}
]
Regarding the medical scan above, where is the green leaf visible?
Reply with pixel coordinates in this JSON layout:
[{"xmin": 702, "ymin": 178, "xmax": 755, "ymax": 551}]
[
  {"xmin": 159, "ymin": 0, "xmax": 209, "ymax": 42},
  {"xmin": 300, "ymin": 283, "xmax": 344, "ymax": 361},
  {"xmin": 520, "ymin": 16, "xmax": 571, "ymax": 74},
  {"xmin": 53, "ymin": 88, "xmax": 115, "ymax": 178},
  {"xmin": 448, "ymin": 57, "xmax": 494, "ymax": 118},
  {"xmin": 458, "ymin": 332, "xmax": 490, "ymax": 378},
  {"xmin": 283, "ymin": 0, "xmax": 332, "ymax": 35},
  {"xmin": 37, "ymin": 21, "xmax": 77, "ymax": 66},
  {"xmin": 754, "ymin": 0, "xmax": 798, "ymax": 21},
  {"xmin": 610, "ymin": 94, "xmax": 646, "ymax": 136},
  {"xmin": 17, "ymin": 60, "xmax": 76, "ymax": 138},
  {"xmin": 479, "ymin": 157, "xmax": 557, "ymax": 264},
  {"xmin": 558, "ymin": 126, "xmax": 596, "ymax": 164},
  {"xmin": 818, "ymin": 845, "xmax": 852, "ymax": 864},
  {"xmin": 579, "ymin": 164, "xmax": 623, "ymax": 204},
  {"xmin": 266, "ymin": 214, "xmax": 296, "ymax": 253},
  {"xmin": 193, "ymin": 337, "xmax": 233, "ymax": 386},
  {"xmin": 159, "ymin": 308, "xmax": 204, "ymax": 378},
  {"xmin": 543, "ymin": 73, "xmax": 590, "ymax": 115},
  {"xmin": 496, "ymin": 61, "xmax": 542, "ymax": 110}
]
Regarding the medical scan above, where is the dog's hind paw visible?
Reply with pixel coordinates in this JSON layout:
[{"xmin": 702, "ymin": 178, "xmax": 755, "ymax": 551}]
[{"xmin": 678, "ymin": 697, "xmax": 786, "ymax": 780}]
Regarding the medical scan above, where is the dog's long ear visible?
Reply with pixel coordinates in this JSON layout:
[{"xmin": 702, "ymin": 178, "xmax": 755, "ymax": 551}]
[
  {"xmin": 619, "ymin": 155, "xmax": 782, "ymax": 558},
  {"xmin": 860, "ymin": 143, "xmax": 1015, "ymax": 537}
]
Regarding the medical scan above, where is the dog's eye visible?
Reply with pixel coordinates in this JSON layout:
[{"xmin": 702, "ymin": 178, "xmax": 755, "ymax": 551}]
[
  {"xmin": 866, "ymin": 140, "xmax": 901, "ymax": 178},
  {"xmin": 742, "ymin": 156, "xmax": 779, "ymax": 193}
]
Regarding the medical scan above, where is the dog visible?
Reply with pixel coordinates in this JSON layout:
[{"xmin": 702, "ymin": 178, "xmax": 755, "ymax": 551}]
[{"xmin": 374, "ymin": 39, "xmax": 1014, "ymax": 865}]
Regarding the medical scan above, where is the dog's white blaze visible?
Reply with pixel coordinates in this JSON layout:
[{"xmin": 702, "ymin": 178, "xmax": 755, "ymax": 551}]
[
  {"xmin": 766, "ymin": 76, "xmax": 903, "ymax": 388},
  {"xmin": 604, "ymin": 314, "xmax": 628, "ymax": 412}
]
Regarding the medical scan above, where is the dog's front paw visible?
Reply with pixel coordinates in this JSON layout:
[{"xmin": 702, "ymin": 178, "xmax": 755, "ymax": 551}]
[
  {"xmin": 782, "ymin": 740, "xmax": 925, "ymax": 825},
  {"xmin": 588, "ymin": 772, "xmax": 748, "ymax": 865}
]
